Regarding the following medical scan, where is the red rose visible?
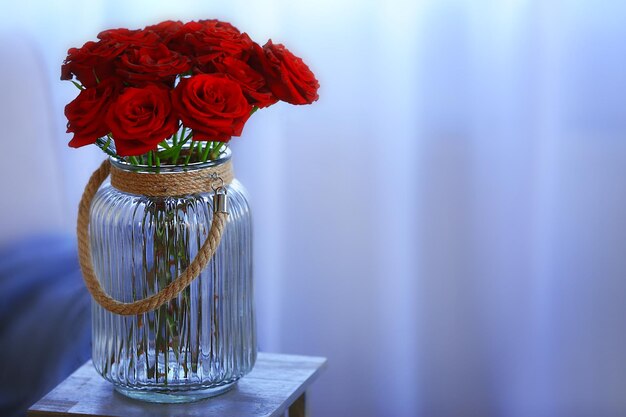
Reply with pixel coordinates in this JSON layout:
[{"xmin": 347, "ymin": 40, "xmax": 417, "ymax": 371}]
[
  {"xmin": 172, "ymin": 74, "xmax": 252, "ymax": 142},
  {"xmin": 61, "ymin": 40, "xmax": 126, "ymax": 87},
  {"xmin": 117, "ymin": 44, "xmax": 191, "ymax": 84},
  {"xmin": 106, "ymin": 84, "xmax": 178, "ymax": 156},
  {"xmin": 212, "ymin": 56, "xmax": 277, "ymax": 108},
  {"xmin": 168, "ymin": 20, "xmax": 253, "ymax": 72},
  {"xmin": 145, "ymin": 20, "xmax": 184, "ymax": 43},
  {"xmin": 250, "ymin": 40, "xmax": 319, "ymax": 105},
  {"xmin": 97, "ymin": 28, "xmax": 160, "ymax": 45},
  {"xmin": 65, "ymin": 79, "xmax": 120, "ymax": 147},
  {"xmin": 197, "ymin": 19, "xmax": 241, "ymax": 35}
]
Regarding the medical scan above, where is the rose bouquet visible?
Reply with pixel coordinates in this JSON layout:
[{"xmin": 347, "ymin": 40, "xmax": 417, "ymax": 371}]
[
  {"xmin": 63, "ymin": 20, "xmax": 318, "ymax": 402},
  {"xmin": 62, "ymin": 19, "xmax": 319, "ymax": 165}
]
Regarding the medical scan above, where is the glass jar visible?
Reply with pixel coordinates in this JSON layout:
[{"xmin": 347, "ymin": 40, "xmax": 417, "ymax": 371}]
[{"xmin": 89, "ymin": 149, "xmax": 256, "ymax": 403}]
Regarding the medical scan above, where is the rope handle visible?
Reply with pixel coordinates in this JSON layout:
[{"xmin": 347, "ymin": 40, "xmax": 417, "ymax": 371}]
[{"xmin": 77, "ymin": 160, "xmax": 228, "ymax": 316}]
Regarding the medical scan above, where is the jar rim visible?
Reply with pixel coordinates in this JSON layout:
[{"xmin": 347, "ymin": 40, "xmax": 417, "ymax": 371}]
[{"xmin": 109, "ymin": 146, "xmax": 232, "ymax": 174}]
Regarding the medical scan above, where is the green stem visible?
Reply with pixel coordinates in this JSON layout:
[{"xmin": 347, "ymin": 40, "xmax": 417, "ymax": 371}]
[
  {"xmin": 147, "ymin": 151, "xmax": 153, "ymax": 167},
  {"xmin": 196, "ymin": 141, "xmax": 203, "ymax": 159},
  {"xmin": 201, "ymin": 141, "xmax": 212, "ymax": 162},
  {"xmin": 95, "ymin": 139, "xmax": 118, "ymax": 159},
  {"xmin": 210, "ymin": 142, "xmax": 224, "ymax": 160},
  {"xmin": 170, "ymin": 148, "xmax": 181, "ymax": 166},
  {"xmin": 171, "ymin": 129, "xmax": 193, "ymax": 165},
  {"xmin": 171, "ymin": 138, "xmax": 186, "ymax": 165},
  {"xmin": 128, "ymin": 156, "xmax": 140, "ymax": 165},
  {"xmin": 156, "ymin": 141, "xmax": 175, "ymax": 165},
  {"xmin": 180, "ymin": 130, "xmax": 193, "ymax": 146},
  {"xmin": 184, "ymin": 141, "xmax": 197, "ymax": 166}
]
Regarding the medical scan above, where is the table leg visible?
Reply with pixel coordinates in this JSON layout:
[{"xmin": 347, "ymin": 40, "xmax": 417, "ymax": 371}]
[{"xmin": 288, "ymin": 392, "xmax": 307, "ymax": 417}]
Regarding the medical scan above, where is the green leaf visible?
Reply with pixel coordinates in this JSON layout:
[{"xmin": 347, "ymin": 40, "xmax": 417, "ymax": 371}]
[
  {"xmin": 157, "ymin": 148, "xmax": 177, "ymax": 161},
  {"xmin": 71, "ymin": 80, "xmax": 85, "ymax": 91}
]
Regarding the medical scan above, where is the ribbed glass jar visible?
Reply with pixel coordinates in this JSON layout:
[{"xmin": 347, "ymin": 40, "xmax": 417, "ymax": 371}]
[{"xmin": 89, "ymin": 150, "xmax": 256, "ymax": 403}]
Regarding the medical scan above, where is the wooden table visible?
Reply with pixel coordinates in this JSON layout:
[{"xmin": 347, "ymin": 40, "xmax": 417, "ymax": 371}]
[{"xmin": 28, "ymin": 352, "xmax": 327, "ymax": 417}]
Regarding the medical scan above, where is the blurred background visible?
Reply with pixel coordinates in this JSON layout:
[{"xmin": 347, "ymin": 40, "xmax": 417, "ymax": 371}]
[{"xmin": 2, "ymin": 0, "xmax": 626, "ymax": 416}]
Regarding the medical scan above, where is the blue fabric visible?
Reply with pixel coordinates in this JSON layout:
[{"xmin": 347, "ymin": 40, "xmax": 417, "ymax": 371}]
[{"xmin": 0, "ymin": 234, "xmax": 91, "ymax": 417}]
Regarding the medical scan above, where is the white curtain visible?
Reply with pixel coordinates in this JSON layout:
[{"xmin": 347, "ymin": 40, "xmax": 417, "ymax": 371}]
[{"xmin": 3, "ymin": 0, "xmax": 626, "ymax": 415}]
